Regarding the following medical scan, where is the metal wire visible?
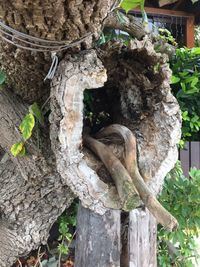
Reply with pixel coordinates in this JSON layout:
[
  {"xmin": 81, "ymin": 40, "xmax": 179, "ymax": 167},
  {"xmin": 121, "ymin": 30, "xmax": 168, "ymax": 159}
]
[
  {"xmin": 0, "ymin": 20, "xmax": 92, "ymax": 80},
  {"xmin": 44, "ymin": 52, "xmax": 59, "ymax": 81},
  {"xmin": 0, "ymin": 20, "xmax": 92, "ymax": 52}
]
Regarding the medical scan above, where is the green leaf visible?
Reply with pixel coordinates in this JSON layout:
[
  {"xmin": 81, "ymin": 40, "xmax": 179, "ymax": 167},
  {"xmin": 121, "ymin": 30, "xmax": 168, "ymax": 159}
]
[
  {"xmin": 0, "ymin": 71, "xmax": 6, "ymax": 85},
  {"xmin": 58, "ymin": 243, "xmax": 69, "ymax": 255},
  {"xmin": 181, "ymin": 82, "xmax": 186, "ymax": 91},
  {"xmin": 191, "ymin": 76, "xmax": 198, "ymax": 87},
  {"xmin": 11, "ymin": 142, "xmax": 25, "ymax": 157},
  {"xmin": 18, "ymin": 146, "xmax": 26, "ymax": 156},
  {"xmin": 191, "ymin": 0, "xmax": 199, "ymax": 3},
  {"xmin": 19, "ymin": 113, "xmax": 35, "ymax": 140},
  {"xmin": 170, "ymin": 75, "xmax": 180, "ymax": 84},
  {"xmin": 120, "ymin": 0, "xmax": 143, "ymax": 13},
  {"xmin": 29, "ymin": 102, "xmax": 44, "ymax": 125}
]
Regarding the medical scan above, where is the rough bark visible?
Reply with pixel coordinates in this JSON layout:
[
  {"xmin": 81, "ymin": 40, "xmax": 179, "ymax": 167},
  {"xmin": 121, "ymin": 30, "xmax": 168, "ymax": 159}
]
[
  {"xmin": 50, "ymin": 39, "xmax": 181, "ymax": 267},
  {"xmin": 75, "ymin": 205, "xmax": 121, "ymax": 267},
  {"xmin": 0, "ymin": 3, "xmax": 182, "ymax": 265},
  {"xmin": 50, "ymin": 50, "xmax": 121, "ymax": 214},
  {"xmin": 0, "ymin": 89, "xmax": 74, "ymax": 266},
  {"xmin": 104, "ymin": 11, "xmax": 147, "ymax": 40},
  {"xmin": 0, "ymin": 0, "xmax": 117, "ymax": 102},
  {"xmin": 0, "ymin": 2, "xmax": 120, "ymax": 264},
  {"xmin": 50, "ymin": 39, "xmax": 181, "ymax": 214}
]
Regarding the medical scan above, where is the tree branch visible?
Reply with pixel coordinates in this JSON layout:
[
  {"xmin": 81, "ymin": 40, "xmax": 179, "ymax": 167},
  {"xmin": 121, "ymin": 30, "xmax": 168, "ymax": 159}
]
[
  {"xmin": 103, "ymin": 11, "xmax": 147, "ymax": 40},
  {"xmin": 96, "ymin": 124, "xmax": 178, "ymax": 231},
  {"xmin": 96, "ymin": 124, "xmax": 137, "ymax": 181},
  {"xmin": 84, "ymin": 135, "xmax": 140, "ymax": 211}
]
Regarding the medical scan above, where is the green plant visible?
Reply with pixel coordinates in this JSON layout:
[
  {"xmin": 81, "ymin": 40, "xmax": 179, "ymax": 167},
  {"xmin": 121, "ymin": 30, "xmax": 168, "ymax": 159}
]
[
  {"xmin": 191, "ymin": 0, "xmax": 199, "ymax": 3},
  {"xmin": 97, "ymin": 0, "xmax": 147, "ymax": 46},
  {"xmin": 158, "ymin": 161, "xmax": 200, "ymax": 267},
  {"xmin": 57, "ymin": 202, "xmax": 78, "ymax": 256},
  {"xmin": 97, "ymin": 28, "xmax": 131, "ymax": 46},
  {"xmin": 10, "ymin": 102, "xmax": 44, "ymax": 157},
  {"xmin": 120, "ymin": 0, "xmax": 147, "ymax": 23},
  {"xmin": 158, "ymin": 28, "xmax": 177, "ymax": 47},
  {"xmin": 170, "ymin": 47, "xmax": 200, "ymax": 144}
]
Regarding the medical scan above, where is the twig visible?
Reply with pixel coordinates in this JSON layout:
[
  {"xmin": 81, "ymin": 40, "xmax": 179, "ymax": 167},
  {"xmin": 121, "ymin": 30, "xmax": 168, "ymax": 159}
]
[
  {"xmin": 58, "ymin": 247, "xmax": 62, "ymax": 267},
  {"xmin": 33, "ymin": 247, "xmax": 45, "ymax": 267},
  {"xmin": 17, "ymin": 259, "xmax": 23, "ymax": 267}
]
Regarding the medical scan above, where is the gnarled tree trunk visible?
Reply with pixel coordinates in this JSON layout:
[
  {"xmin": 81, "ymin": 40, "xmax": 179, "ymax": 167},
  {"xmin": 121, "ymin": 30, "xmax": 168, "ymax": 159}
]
[{"xmin": 0, "ymin": 1, "xmax": 181, "ymax": 266}]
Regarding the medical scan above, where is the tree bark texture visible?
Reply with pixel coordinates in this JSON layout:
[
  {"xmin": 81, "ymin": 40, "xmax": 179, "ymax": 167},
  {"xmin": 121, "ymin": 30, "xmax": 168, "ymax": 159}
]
[
  {"xmin": 0, "ymin": 89, "xmax": 74, "ymax": 266},
  {"xmin": 0, "ymin": 2, "xmax": 118, "ymax": 264},
  {"xmin": 50, "ymin": 41, "xmax": 180, "ymax": 267},
  {"xmin": 0, "ymin": 0, "xmax": 117, "ymax": 102},
  {"xmin": 0, "ymin": 2, "xmax": 182, "ymax": 266},
  {"xmin": 50, "ymin": 39, "xmax": 181, "ymax": 214}
]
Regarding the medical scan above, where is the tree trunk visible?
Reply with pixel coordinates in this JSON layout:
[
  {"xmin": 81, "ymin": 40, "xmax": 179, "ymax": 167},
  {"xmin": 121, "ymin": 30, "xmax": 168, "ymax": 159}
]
[
  {"xmin": 0, "ymin": 2, "xmax": 181, "ymax": 266},
  {"xmin": 0, "ymin": 0, "xmax": 117, "ymax": 102},
  {"xmin": 0, "ymin": 89, "xmax": 74, "ymax": 266},
  {"xmin": 0, "ymin": 1, "xmax": 117, "ymax": 264}
]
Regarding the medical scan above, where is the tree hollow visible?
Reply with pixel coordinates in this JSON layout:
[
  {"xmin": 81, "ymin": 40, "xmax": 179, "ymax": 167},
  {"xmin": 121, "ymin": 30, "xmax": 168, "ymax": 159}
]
[{"xmin": 50, "ymin": 37, "xmax": 181, "ymax": 215}]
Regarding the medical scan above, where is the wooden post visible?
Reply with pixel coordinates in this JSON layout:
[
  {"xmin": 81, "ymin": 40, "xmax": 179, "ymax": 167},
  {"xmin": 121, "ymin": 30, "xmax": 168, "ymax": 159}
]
[
  {"xmin": 129, "ymin": 209, "xmax": 157, "ymax": 267},
  {"xmin": 75, "ymin": 205, "xmax": 121, "ymax": 267},
  {"xmin": 186, "ymin": 16, "xmax": 195, "ymax": 48}
]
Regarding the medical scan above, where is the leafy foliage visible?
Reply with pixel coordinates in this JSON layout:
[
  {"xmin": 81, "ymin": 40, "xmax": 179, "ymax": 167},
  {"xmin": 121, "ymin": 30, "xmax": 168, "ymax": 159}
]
[
  {"xmin": 97, "ymin": 0, "xmax": 147, "ymax": 46},
  {"xmin": 10, "ymin": 102, "xmax": 43, "ymax": 157},
  {"xmin": 57, "ymin": 202, "xmax": 78, "ymax": 256},
  {"xmin": 19, "ymin": 113, "xmax": 35, "ymax": 140},
  {"xmin": 10, "ymin": 142, "xmax": 26, "ymax": 157},
  {"xmin": 97, "ymin": 28, "xmax": 131, "ymax": 47},
  {"xmin": 29, "ymin": 102, "xmax": 44, "ymax": 125},
  {"xmin": 120, "ymin": 0, "xmax": 145, "ymax": 13},
  {"xmin": 158, "ymin": 161, "xmax": 200, "ymax": 267},
  {"xmin": 170, "ymin": 47, "xmax": 200, "ymax": 144},
  {"xmin": 120, "ymin": 0, "xmax": 147, "ymax": 24},
  {"xmin": 158, "ymin": 28, "xmax": 177, "ymax": 47}
]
